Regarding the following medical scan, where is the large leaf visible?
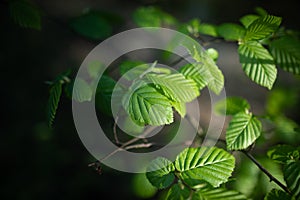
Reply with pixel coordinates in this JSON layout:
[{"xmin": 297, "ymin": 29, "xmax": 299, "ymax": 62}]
[
  {"xmin": 214, "ymin": 97, "xmax": 250, "ymax": 116},
  {"xmin": 226, "ymin": 112, "xmax": 262, "ymax": 150},
  {"xmin": 264, "ymin": 189, "xmax": 294, "ymax": 200},
  {"xmin": 47, "ymin": 82, "xmax": 62, "ymax": 127},
  {"xmin": 238, "ymin": 41, "xmax": 277, "ymax": 89},
  {"xmin": 70, "ymin": 11, "xmax": 112, "ymax": 40},
  {"xmin": 217, "ymin": 23, "xmax": 245, "ymax": 41},
  {"xmin": 193, "ymin": 187, "xmax": 247, "ymax": 200},
  {"xmin": 146, "ymin": 157, "xmax": 175, "ymax": 189},
  {"xmin": 175, "ymin": 147, "xmax": 235, "ymax": 187},
  {"xmin": 179, "ymin": 63, "xmax": 208, "ymax": 90},
  {"xmin": 244, "ymin": 15, "xmax": 282, "ymax": 41},
  {"xmin": 9, "ymin": 0, "xmax": 41, "ymax": 30},
  {"xmin": 147, "ymin": 73, "xmax": 199, "ymax": 102},
  {"xmin": 267, "ymin": 145, "xmax": 300, "ymax": 164},
  {"xmin": 283, "ymin": 161, "xmax": 300, "ymax": 198},
  {"xmin": 122, "ymin": 84, "xmax": 173, "ymax": 126},
  {"xmin": 270, "ymin": 36, "xmax": 300, "ymax": 75},
  {"xmin": 166, "ymin": 184, "xmax": 190, "ymax": 200}
]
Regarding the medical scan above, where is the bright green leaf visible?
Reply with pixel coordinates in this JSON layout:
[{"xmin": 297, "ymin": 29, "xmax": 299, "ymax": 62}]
[
  {"xmin": 244, "ymin": 15, "xmax": 282, "ymax": 41},
  {"xmin": 179, "ymin": 63, "xmax": 208, "ymax": 90},
  {"xmin": 132, "ymin": 173, "xmax": 157, "ymax": 199},
  {"xmin": 122, "ymin": 84, "xmax": 173, "ymax": 126},
  {"xmin": 270, "ymin": 36, "xmax": 300, "ymax": 75},
  {"xmin": 172, "ymin": 101, "xmax": 186, "ymax": 118},
  {"xmin": 240, "ymin": 14, "xmax": 259, "ymax": 28},
  {"xmin": 147, "ymin": 73, "xmax": 199, "ymax": 102},
  {"xmin": 9, "ymin": 0, "xmax": 41, "ymax": 30},
  {"xmin": 146, "ymin": 157, "xmax": 175, "ymax": 189},
  {"xmin": 199, "ymin": 23, "xmax": 218, "ymax": 37},
  {"xmin": 206, "ymin": 48, "xmax": 219, "ymax": 62},
  {"xmin": 226, "ymin": 112, "xmax": 262, "ymax": 150},
  {"xmin": 193, "ymin": 187, "xmax": 247, "ymax": 200},
  {"xmin": 264, "ymin": 189, "xmax": 294, "ymax": 200},
  {"xmin": 283, "ymin": 161, "xmax": 300, "ymax": 198},
  {"xmin": 238, "ymin": 41, "xmax": 277, "ymax": 89},
  {"xmin": 166, "ymin": 184, "xmax": 190, "ymax": 200},
  {"xmin": 217, "ymin": 23, "xmax": 245, "ymax": 41},
  {"xmin": 267, "ymin": 145, "xmax": 300, "ymax": 164},
  {"xmin": 214, "ymin": 97, "xmax": 250, "ymax": 116},
  {"xmin": 175, "ymin": 147, "xmax": 235, "ymax": 187}
]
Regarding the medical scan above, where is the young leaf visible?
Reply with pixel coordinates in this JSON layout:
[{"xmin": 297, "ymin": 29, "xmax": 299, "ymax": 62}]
[
  {"xmin": 175, "ymin": 147, "xmax": 235, "ymax": 187},
  {"xmin": 270, "ymin": 36, "xmax": 300, "ymax": 75},
  {"xmin": 244, "ymin": 15, "xmax": 282, "ymax": 41},
  {"xmin": 214, "ymin": 97, "xmax": 250, "ymax": 116},
  {"xmin": 147, "ymin": 73, "xmax": 199, "ymax": 102},
  {"xmin": 283, "ymin": 161, "xmax": 300, "ymax": 198},
  {"xmin": 267, "ymin": 145, "xmax": 300, "ymax": 164},
  {"xmin": 240, "ymin": 14, "xmax": 259, "ymax": 28},
  {"xmin": 217, "ymin": 23, "xmax": 245, "ymax": 41},
  {"xmin": 238, "ymin": 41, "xmax": 277, "ymax": 89},
  {"xmin": 193, "ymin": 187, "xmax": 247, "ymax": 200},
  {"xmin": 179, "ymin": 63, "xmax": 208, "ymax": 90},
  {"xmin": 206, "ymin": 48, "xmax": 219, "ymax": 62},
  {"xmin": 226, "ymin": 112, "xmax": 262, "ymax": 150},
  {"xmin": 47, "ymin": 82, "xmax": 62, "ymax": 127},
  {"xmin": 264, "ymin": 189, "xmax": 294, "ymax": 200},
  {"xmin": 9, "ymin": 0, "xmax": 41, "ymax": 30},
  {"xmin": 146, "ymin": 157, "xmax": 175, "ymax": 189},
  {"xmin": 122, "ymin": 84, "xmax": 173, "ymax": 126},
  {"xmin": 133, "ymin": 6, "xmax": 177, "ymax": 27},
  {"xmin": 70, "ymin": 11, "xmax": 112, "ymax": 40},
  {"xmin": 166, "ymin": 184, "xmax": 190, "ymax": 200},
  {"xmin": 199, "ymin": 23, "xmax": 218, "ymax": 37},
  {"xmin": 171, "ymin": 101, "xmax": 186, "ymax": 118},
  {"xmin": 72, "ymin": 78, "xmax": 93, "ymax": 102}
]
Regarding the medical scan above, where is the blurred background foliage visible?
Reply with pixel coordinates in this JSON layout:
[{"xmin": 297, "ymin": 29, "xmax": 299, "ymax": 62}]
[{"xmin": 1, "ymin": 0, "xmax": 299, "ymax": 199}]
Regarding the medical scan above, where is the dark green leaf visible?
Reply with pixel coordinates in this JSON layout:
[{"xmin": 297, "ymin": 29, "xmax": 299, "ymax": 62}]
[
  {"xmin": 47, "ymin": 82, "xmax": 62, "ymax": 127},
  {"xmin": 214, "ymin": 97, "xmax": 250, "ymax": 116},
  {"xmin": 283, "ymin": 161, "xmax": 300, "ymax": 198},
  {"xmin": 193, "ymin": 187, "xmax": 247, "ymax": 200},
  {"xmin": 146, "ymin": 157, "xmax": 175, "ymax": 189},
  {"xmin": 166, "ymin": 184, "xmax": 190, "ymax": 200},
  {"xmin": 226, "ymin": 112, "xmax": 262, "ymax": 150},
  {"xmin": 217, "ymin": 23, "xmax": 245, "ymax": 41},
  {"xmin": 267, "ymin": 145, "xmax": 300, "ymax": 164},
  {"xmin": 238, "ymin": 41, "xmax": 277, "ymax": 89},
  {"xmin": 264, "ymin": 189, "xmax": 294, "ymax": 200}
]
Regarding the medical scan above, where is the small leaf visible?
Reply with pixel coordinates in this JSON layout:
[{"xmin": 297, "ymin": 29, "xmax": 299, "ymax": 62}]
[
  {"xmin": 193, "ymin": 187, "xmax": 247, "ymax": 200},
  {"xmin": 244, "ymin": 15, "xmax": 282, "ymax": 41},
  {"xmin": 70, "ymin": 11, "xmax": 112, "ymax": 40},
  {"xmin": 146, "ymin": 157, "xmax": 175, "ymax": 189},
  {"xmin": 9, "ymin": 0, "xmax": 41, "ymax": 30},
  {"xmin": 238, "ymin": 41, "xmax": 277, "ymax": 89},
  {"xmin": 175, "ymin": 147, "xmax": 235, "ymax": 187},
  {"xmin": 217, "ymin": 23, "xmax": 245, "ymax": 41},
  {"xmin": 87, "ymin": 60, "xmax": 104, "ymax": 79},
  {"xmin": 147, "ymin": 73, "xmax": 199, "ymax": 102},
  {"xmin": 226, "ymin": 112, "xmax": 262, "ymax": 150},
  {"xmin": 166, "ymin": 184, "xmax": 190, "ymax": 200},
  {"xmin": 270, "ymin": 36, "xmax": 300, "ymax": 75},
  {"xmin": 73, "ymin": 78, "xmax": 93, "ymax": 102},
  {"xmin": 264, "ymin": 189, "xmax": 294, "ymax": 200},
  {"xmin": 214, "ymin": 97, "xmax": 250, "ymax": 116},
  {"xmin": 206, "ymin": 48, "xmax": 219, "ymax": 62},
  {"xmin": 122, "ymin": 84, "xmax": 173, "ymax": 126},
  {"xmin": 47, "ymin": 82, "xmax": 62, "ymax": 127},
  {"xmin": 199, "ymin": 23, "xmax": 218, "ymax": 37},
  {"xmin": 240, "ymin": 14, "xmax": 260, "ymax": 28},
  {"xmin": 172, "ymin": 101, "xmax": 186, "ymax": 118},
  {"xmin": 283, "ymin": 161, "xmax": 300, "ymax": 198},
  {"xmin": 267, "ymin": 145, "xmax": 300, "ymax": 164}
]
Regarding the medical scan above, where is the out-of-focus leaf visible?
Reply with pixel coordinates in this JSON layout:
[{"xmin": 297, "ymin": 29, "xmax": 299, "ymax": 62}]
[
  {"xmin": 73, "ymin": 78, "xmax": 92, "ymax": 102},
  {"xmin": 132, "ymin": 173, "xmax": 157, "ymax": 199},
  {"xmin": 214, "ymin": 97, "xmax": 250, "ymax": 116},
  {"xmin": 217, "ymin": 23, "xmax": 245, "ymax": 41},
  {"xmin": 267, "ymin": 145, "xmax": 300, "ymax": 164},
  {"xmin": 240, "ymin": 14, "xmax": 259, "ymax": 28},
  {"xmin": 264, "ymin": 189, "xmax": 294, "ymax": 200},
  {"xmin": 283, "ymin": 161, "xmax": 300, "ymax": 198}
]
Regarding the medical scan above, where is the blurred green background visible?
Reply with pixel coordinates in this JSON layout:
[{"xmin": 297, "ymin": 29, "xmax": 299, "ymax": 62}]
[{"xmin": 1, "ymin": 0, "xmax": 299, "ymax": 199}]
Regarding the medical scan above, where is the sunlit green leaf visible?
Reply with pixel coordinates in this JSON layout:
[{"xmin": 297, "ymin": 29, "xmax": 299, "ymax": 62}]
[
  {"xmin": 175, "ymin": 147, "xmax": 235, "ymax": 187},
  {"xmin": 206, "ymin": 48, "xmax": 219, "ymax": 62},
  {"xmin": 179, "ymin": 63, "xmax": 208, "ymax": 90},
  {"xmin": 238, "ymin": 41, "xmax": 277, "ymax": 89},
  {"xmin": 214, "ymin": 97, "xmax": 250, "ymax": 116},
  {"xmin": 172, "ymin": 101, "xmax": 186, "ymax": 118},
  {"xmin": 226, "ymin": 112, "xmax": 262, "ymax": 150},
  {"xmin": 217, "ymin": 23, "xmax": 245, "ymax": 41}
]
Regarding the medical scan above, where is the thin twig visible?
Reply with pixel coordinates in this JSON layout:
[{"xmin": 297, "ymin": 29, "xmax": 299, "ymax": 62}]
[{"xmin": 241, "ymin": 150, "xmax": 291, "ymax": 195}]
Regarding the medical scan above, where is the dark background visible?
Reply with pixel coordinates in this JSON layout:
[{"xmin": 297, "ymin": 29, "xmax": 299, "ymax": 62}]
[{"xmin": 1, "ymin": 0, "xmax": 299, "ymax": 199}]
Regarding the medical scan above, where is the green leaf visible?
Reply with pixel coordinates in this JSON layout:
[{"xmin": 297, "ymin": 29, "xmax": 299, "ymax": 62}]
[
  {"xmin": 264, "ymin": 189, "xmax": 294, "ymax": 200},
  {"xmin": 199, "ymin": 23, "xmax": 218, "ymax": 37},
  {"xmin": 214, "ymin": 97, "xmax": 250, "ymax": 116},
  {"xmin": 267, "ymin": 145, "xmax": 300, "ymax": 164},
  {"xmin": 147, "ymin": 73, "xmax": 199, "ymax": 102},
  {"xmin": 132, "ymin": 173, "xmax": 157, "ymax": 199},
  {"xmin": 133, "ymin": 6, "xmax": 177, "ymax": 27},
  {"xmin": 226, "ymin": 112, "xmax": 262, "ymax": 150},
  {"xmin": 188, "ymin": 45, "xmax": 224, "ymax": 94},
  {"xmin": 270, "ymin": 36, "xmax": 300, "ymax": 75},
  {"xmin": 283, "ymin": 161, "xmax": 300, "ymax": 198},
  {"xmin": 47, "ymin": 82, "xmax": 62, "ymax": 127},
  {"xmin": 172, "ymin": 101, "xmax": 186, "ymax": 118},
  {"xmin": 119, "ymin": 61, "xmax": 148, "ymax": 80},
  {"xmin": 73, "ymin": 78, "xmax": 93, "ymax": 102},
  {"xmin": 146, "ymin": 157, "xmax": 175, "ymax": 189},
  {"xmin": 217, "ymin": 23, "xmax": 245, "ymax": 41},
  {"xmin": 193, "ymin": 187, "xmax": 247, "ymax": 200},
  {"xmin": 9, "ymin": 0, "xmax": 41, "ymax": 30},
  {"xmin": 87, "ymin": 60, "xmax": 104, "ymax": 79},
  {"xmin": 166, "ymin": 184, "xmax": 190, "ymax": 200},
  {"xmin": 70, "ymin": 11, "xmax": 112, "ymax": 40},
  {"xmin": 179, "ymin": 63, "xmax": 208, "ymax": 90},
  {"xmin": 238, "ymin": 41, "xmax": 277, "ymax": 89},
  {"xmin": 206, "ymin": 48, "xmax": 219, "ymax": 62},
  {"xmin": 175, "ymin": 147, "xmax": 235, "ymax": 187},
  {"xmin": 122, "ymin": 84, "xmax": 173, "ymax": 126},
  {"xmin": 240, "ymin": 14, "xmax": 259, "ymax": 28},
  {"xmin": 244, "ymin": 15, "xmax": 282, "ymax": 41}
]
